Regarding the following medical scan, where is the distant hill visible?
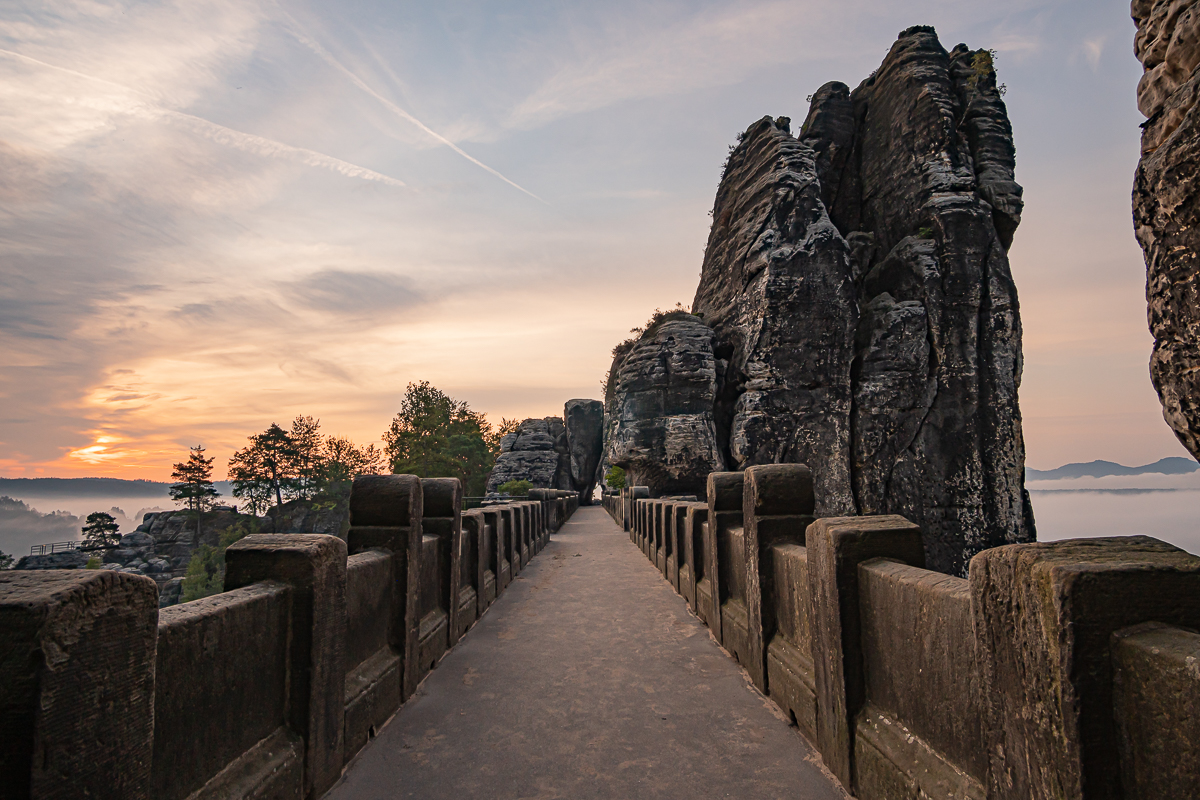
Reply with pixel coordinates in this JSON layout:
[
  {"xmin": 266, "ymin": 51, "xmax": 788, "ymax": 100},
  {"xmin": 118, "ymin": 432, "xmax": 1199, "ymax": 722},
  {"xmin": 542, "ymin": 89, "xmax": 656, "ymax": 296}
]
[
  {"xmin": 0, "ymin": 477, "xmax": 235, "ymax": 496},
  {"xmin": 1026, "ymin": 457, "xmax": 1200, "ymax": 480}
]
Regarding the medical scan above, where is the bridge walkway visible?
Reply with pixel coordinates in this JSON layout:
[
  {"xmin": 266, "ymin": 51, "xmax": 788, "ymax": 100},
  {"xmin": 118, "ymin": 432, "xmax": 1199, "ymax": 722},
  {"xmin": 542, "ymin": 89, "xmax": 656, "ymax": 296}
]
[{"xmin": 326, "ymin": 506, "xmax": 846, "ymax": 799}]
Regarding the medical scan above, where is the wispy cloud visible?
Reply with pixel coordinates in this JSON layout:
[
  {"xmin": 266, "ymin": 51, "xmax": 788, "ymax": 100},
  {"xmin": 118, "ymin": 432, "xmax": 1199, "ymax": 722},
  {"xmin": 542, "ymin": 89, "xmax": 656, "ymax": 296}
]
[
  {"xmin": 278, "ymin": 8, "xmax": 544, "ymax": 203},
  {"xmin": 503, "ymin": 1, "xmax": 852, "ymax": 130},
  {"xmin": 1083, "ymin": 35, "xmax": 1106, "ymax": 70},
  {"xmin": 283, "ymin": 268, "xmax": 425, "ymax": 316},
  {"xmin": 0, "ymin": 46, "xmax": 408, "ymax": 187}
]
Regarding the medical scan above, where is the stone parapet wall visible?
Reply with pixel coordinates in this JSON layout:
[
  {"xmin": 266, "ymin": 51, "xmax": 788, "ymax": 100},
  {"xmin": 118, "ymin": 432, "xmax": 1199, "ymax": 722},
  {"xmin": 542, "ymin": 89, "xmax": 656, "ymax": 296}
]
[
  {"xmin": 0, "ymin": 475, "xmax": 579, "ymax": 800},
  {"xmin": 604, "ymin": 470, "xmax": 1200, "ymax": 799}
]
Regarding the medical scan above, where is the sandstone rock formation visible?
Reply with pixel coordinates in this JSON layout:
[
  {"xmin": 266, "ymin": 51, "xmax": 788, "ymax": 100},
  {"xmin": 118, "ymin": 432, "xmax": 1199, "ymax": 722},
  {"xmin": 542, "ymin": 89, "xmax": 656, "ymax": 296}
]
[
  {"xmin": 14, "ymin": 550, "xmax": 89, "ymax": 570},
  {"xmin": 602, "ymin": 314, "xmax": 727, "ymax": 496},
  {"xmin": 693, "ymin": 115, "xmax": 858, "ymax": 516},
  {"xmin": 13, "ymin": 497, "xmax": 353, "ymax": 607},
  {"xmin": 486, "ymin": 417, "xmax": 573, "ymax": 493},
  {"xmin": 607, "ymin": 26, "xmax": 1034, "ymax": 573},
  {"xmin": 263, "ymin": 496, "xmax": 350, "ymax": 538},
  {"xmin": 1133, "ymin": 0, "xmax": 1200, "ymax": 461},
  {"xmin": 565, "ymin": 399, "xmax": 604, "ymax": 503}
]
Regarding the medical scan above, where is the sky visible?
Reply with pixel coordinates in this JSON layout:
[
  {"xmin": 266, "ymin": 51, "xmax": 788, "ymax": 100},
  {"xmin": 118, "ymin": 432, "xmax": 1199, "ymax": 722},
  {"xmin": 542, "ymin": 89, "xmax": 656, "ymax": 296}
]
[{"xmin": 0, "ymin": 0, "xmax": 1184, "ymax": 480}]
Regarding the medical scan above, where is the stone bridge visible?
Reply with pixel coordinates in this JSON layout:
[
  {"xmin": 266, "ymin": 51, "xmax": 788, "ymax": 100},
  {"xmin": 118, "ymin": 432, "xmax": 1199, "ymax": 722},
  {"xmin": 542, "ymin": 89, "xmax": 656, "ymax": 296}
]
[{"xmin": 3, "ymin": 470, "xmax": 1200, "ymax": 799}]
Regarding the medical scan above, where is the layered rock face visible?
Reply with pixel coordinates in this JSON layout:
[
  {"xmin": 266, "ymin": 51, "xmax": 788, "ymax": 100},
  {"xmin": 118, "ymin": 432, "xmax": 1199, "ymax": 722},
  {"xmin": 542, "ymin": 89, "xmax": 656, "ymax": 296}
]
[
  {"xmin": 693, "ymin": 116, "xmax": 859, "ymax": 516},
  {"xmin": 486, "ymin": 417, "xmax": 573, "ymax": 493},
  {"xmin": 1133, "ymin": 0, "xmax": 1200, "ymax": 461},
  {"xmin": 679, "ymin": 26, "xmax": 1033, "ymax": 573},
  {"xmin": 486, "ymin": 404, "xmax": 607, "ymax": 498},
  {"xmin": 603, "ymin": 315, "xmax": 727, "ymax": 496},
  {"xmin": 565, "ymin": 399, "xmax": 604, "ymax": 502}
]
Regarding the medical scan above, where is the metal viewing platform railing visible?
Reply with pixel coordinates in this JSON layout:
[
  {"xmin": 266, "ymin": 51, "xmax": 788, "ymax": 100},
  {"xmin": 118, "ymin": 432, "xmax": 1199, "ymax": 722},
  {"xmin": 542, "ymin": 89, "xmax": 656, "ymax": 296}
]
[
  {"xmin": 29, "ymin": 540, "xmax": 115, "ymax": 555},
  {"xmin": 29, "ymin": 540, "xmax": 81, "ymax": 555}
]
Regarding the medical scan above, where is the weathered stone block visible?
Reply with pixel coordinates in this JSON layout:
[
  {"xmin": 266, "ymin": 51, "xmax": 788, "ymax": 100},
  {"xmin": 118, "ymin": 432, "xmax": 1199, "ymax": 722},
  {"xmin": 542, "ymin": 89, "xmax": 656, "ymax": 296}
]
[
  {"xmin": 347, "ymin": 474, "xmax": 422, "ymax": 701},
  {"xmin": 682, "ymin": 504, "xmax": 709, "ymax": 618},
  {"xmin": 225, "ymin": 534, "xmax": 347, "ymax": 799},
  {"xmin": 422, "ymin": 478, "xmax": 461, "ymax": 665},
  {"xmin": 765, "ymin": 542, "xmax": 815, "ymax": 738},
  {"xmin": 970, "ymin": 536, "xmax": 1200, "ymax": 800},
  {"xmin": 342, "ymin": 551, "xmax": 400, "ymax": 767},
  {"xmin": 708, "ymin": 472, "xmax": 747, "ymax": 662},
  {"xmin": 805, "ymin": 515, "xmax": 924, "ymax": 792},
  {"xmin": 155, "ymin": 583, "xmax": 295, "ymax": 798},
  {"xmin": 743, "ymin": 464, "xmax": 816, "ymax": 693},
  {"xmin": 462, "ymin": 510, "xmax": 492, "ymax": 618},
  {"xmin": 0, "ymin": 570, "xmax": 159, "ymax": 800},
  {"xmin": 856, "ymin": 559, "xmax": 984, "ymax": 798},
  {"xmin": 1112, "ymin": 622, "xmax": 1200, "ymax": 797},
  {"xmin": 483, "ymin": 508, "xmax": 511, "ymax": 592}
]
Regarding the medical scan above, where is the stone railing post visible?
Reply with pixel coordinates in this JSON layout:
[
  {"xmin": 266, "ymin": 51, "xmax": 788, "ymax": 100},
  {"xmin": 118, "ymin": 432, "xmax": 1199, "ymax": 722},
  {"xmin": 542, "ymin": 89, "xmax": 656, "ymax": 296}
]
[
  {"xmin": 683, "ymin": 503, "xmax": 709, "ymax": 620},
  {"xmin": 0, "ymin": 571, "xmax": 159, "ymax": 799},
  {"xmin": 480, "ymin": 507, "xmax": 510, "ymax": 592},
  {"xmin": 970, "ymin": 536, "xmax": 1200, "ymax": 799},
  {"xmin": 225, "ymin": 534, "xmax": 347, "ymax": 800},
  {"xmin": 462, "ymin": 510, "xmax": 496, "ymax": 615},
  {"xmin": 422, "ymin": 478, "xmax": 461, "ymax": 663},
  {"xmin": 743, "ymin": 464, "xmax": 815, "ymax": 693},
  {"xmin": 706, "ymin": 472, "xmax": 746, "ymax": 649},
  {"xmin": 347, "ymin": 474, "xmax": 422, "ymax": 700},
  {"xmin": 806, "ymin": 515, "xmax": 923, "ymax": 793},
  {"xmin": 630, "ymin": 487, "xmax": 649, "ymax": 542}
]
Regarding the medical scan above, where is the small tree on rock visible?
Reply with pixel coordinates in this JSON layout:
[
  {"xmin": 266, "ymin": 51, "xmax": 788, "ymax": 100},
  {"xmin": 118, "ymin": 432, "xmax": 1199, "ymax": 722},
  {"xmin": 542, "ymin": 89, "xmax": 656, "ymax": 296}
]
[
  {"xmin": 170, "ymin": 445, "xmax": 219, "ymax": 543},
  {"xmin": 228, "ymin": 423, "xmax": 296, "ymax": 512},
  {"xmin": 81, "ymin": 511, "xmax": 121, "ymax": 550},
  {"xmin": 605, "ymin": 466, "xmax": 626, "ymax": 491}
]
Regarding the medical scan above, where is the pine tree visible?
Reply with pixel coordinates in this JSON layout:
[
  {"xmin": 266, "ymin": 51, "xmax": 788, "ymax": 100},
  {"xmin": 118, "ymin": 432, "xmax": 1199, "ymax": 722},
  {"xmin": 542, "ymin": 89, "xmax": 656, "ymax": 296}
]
[
  {"xmin": 289, "ymin": 415, "xmax": 325, "ymax": 500},
  {"xmin": 81, "ymin": 511, "xmax": 121, "ymax": 549},
  {"xmin": 170, "ymin": 445, "xmax": 219, "ymax": 543},
  {"xmin": 228, "ymin": 422, "xmax": 305, "ymax": 512}
]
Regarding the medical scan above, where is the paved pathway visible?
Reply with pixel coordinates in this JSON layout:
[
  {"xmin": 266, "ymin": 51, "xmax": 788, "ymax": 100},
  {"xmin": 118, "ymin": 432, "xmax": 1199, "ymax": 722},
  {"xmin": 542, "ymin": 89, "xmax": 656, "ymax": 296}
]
[{"xmin": 326, "ymin": 506, "xmax": 847, "ymax": 799}]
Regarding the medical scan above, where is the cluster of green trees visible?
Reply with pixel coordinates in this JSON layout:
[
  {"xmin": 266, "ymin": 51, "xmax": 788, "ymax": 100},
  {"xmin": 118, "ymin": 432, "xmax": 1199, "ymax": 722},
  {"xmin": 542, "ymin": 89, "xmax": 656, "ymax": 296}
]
[
  {"xmin": 167, "ymin": 381, "xmax": 515, "ymax": 523},
  {"xmin": 383, "ymin": 381, "xmax": 518, "ymax": 495},
  {"xmin": 228, "ymin": 416, "xmax": 383, "ymax": 514}
]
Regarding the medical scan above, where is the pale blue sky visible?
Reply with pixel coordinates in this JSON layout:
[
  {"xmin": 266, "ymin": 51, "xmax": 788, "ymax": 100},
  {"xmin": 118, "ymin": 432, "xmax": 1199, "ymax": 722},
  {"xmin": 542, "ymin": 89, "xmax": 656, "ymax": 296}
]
[{"xmin": 0, "ymin": 0, "xmax": 1178, "ymax": 477}]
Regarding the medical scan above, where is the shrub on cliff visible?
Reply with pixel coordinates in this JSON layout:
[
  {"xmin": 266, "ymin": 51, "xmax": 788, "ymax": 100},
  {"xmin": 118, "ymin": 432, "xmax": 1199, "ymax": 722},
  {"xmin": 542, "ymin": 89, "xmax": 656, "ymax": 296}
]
[
  {"xmin": 604, "ymin": 466, "xmax": 626, "ymax": 490},
  {"xmin": 180, "ymin": 519, "xmax": 256, "ymax": 603},
  {"xmin": 498, "ymin": 479, "xmax": 533, "ymax": 496}
]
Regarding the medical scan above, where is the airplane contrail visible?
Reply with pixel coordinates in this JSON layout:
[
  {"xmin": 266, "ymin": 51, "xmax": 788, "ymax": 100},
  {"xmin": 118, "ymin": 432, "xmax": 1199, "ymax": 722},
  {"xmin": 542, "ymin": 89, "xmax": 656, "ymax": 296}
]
[
  {"xmin": 277, "ymin": 12, "xmax": 546, "ymax": 204},
  {"xmin": 0, "ymin": 47, "xmax": 407, "ymax": 189}
]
